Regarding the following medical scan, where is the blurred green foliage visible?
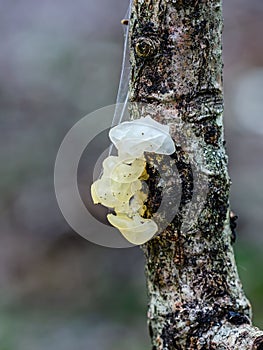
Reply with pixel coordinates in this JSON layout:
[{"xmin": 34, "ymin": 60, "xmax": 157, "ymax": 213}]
[{"xmin": 236, "ymin": 242, "xmax": 263, "ymax": 328}]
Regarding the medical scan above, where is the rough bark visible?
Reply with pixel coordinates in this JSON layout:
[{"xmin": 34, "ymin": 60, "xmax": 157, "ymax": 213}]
[{"xmin": 128, "ymin": 0, "xmax": 263, "ymax": 349}]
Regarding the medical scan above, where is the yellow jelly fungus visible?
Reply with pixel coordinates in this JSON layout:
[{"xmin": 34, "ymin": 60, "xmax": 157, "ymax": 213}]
[
  {"xmin": 91, "ymin": 117, "xmax": 175, "ymax": 245},
  {"xmin": 107, "ymin": 213, "xmax": 158, "ymax": 245},
  {"xmin": 91, "ymin": 178, "xmax": 119, "ymax": 208},
  {"xmin": 139, "ymin": 167, "xmax": 149, "ymax": 181},
  {"xmin": 110, "ymin": 158, "xmax": 146, "ymax": 183},
  {"xmin": 128, "ymin": 191, "xmax": 148, "ymax": 216},
  {"xmin": 102, "ymin": 156, "xmax": 119, "ymax": 174},
  {"xmin": 91, "ymin": 177, "xmax": 142, "ymax": 208},
  {"xmin": 91, "ymin": 154, "xmax": 152, "ymax": 244}
]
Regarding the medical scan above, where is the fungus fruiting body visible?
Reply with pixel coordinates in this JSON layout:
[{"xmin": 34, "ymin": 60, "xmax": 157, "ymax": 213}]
[{"xmin": 91, "ymin": 116, "xmax": 175, "ymax": 245}]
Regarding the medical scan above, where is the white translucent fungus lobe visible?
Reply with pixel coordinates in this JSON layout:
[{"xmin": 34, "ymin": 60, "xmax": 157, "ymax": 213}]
[{"xmin": 109, "ymin": 116, "xmax": 175, "ymax": 158}]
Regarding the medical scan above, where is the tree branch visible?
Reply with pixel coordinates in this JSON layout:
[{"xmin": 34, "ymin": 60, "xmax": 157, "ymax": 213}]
[{"xmin": 129, "ymin": 0, "xmax": 263, "ymax": 348}]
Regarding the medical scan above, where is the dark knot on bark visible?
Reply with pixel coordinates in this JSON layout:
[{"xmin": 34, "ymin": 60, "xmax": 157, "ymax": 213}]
[{"xmin": 135, "ymin": 37, "xmax": 158, "ymax": 58}]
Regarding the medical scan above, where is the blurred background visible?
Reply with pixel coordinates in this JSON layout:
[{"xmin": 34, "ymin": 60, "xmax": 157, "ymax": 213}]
[{"xmin": 0, "ymin": 0, "xmax": 262, "ymax": 349}]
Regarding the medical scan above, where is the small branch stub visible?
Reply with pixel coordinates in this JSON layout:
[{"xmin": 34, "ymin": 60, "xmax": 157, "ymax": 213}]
[
  {"xmin": 121, "ymin": 19, "xmax": 129, "ymax": 25},
  {"xmin": 135, "ymin": 37, "xmax": 158, "ymax": 58}
]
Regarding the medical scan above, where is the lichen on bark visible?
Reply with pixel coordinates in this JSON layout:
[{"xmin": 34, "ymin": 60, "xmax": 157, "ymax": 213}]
[{"xmin": 128, "ymin": 0, "xmax": 263, "ymax": 349}]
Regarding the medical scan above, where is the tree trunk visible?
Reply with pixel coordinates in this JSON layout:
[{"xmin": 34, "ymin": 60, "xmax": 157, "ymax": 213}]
[{"xmin": 129, "ymin": 0, "xmax": 263, "ymax": 349}]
